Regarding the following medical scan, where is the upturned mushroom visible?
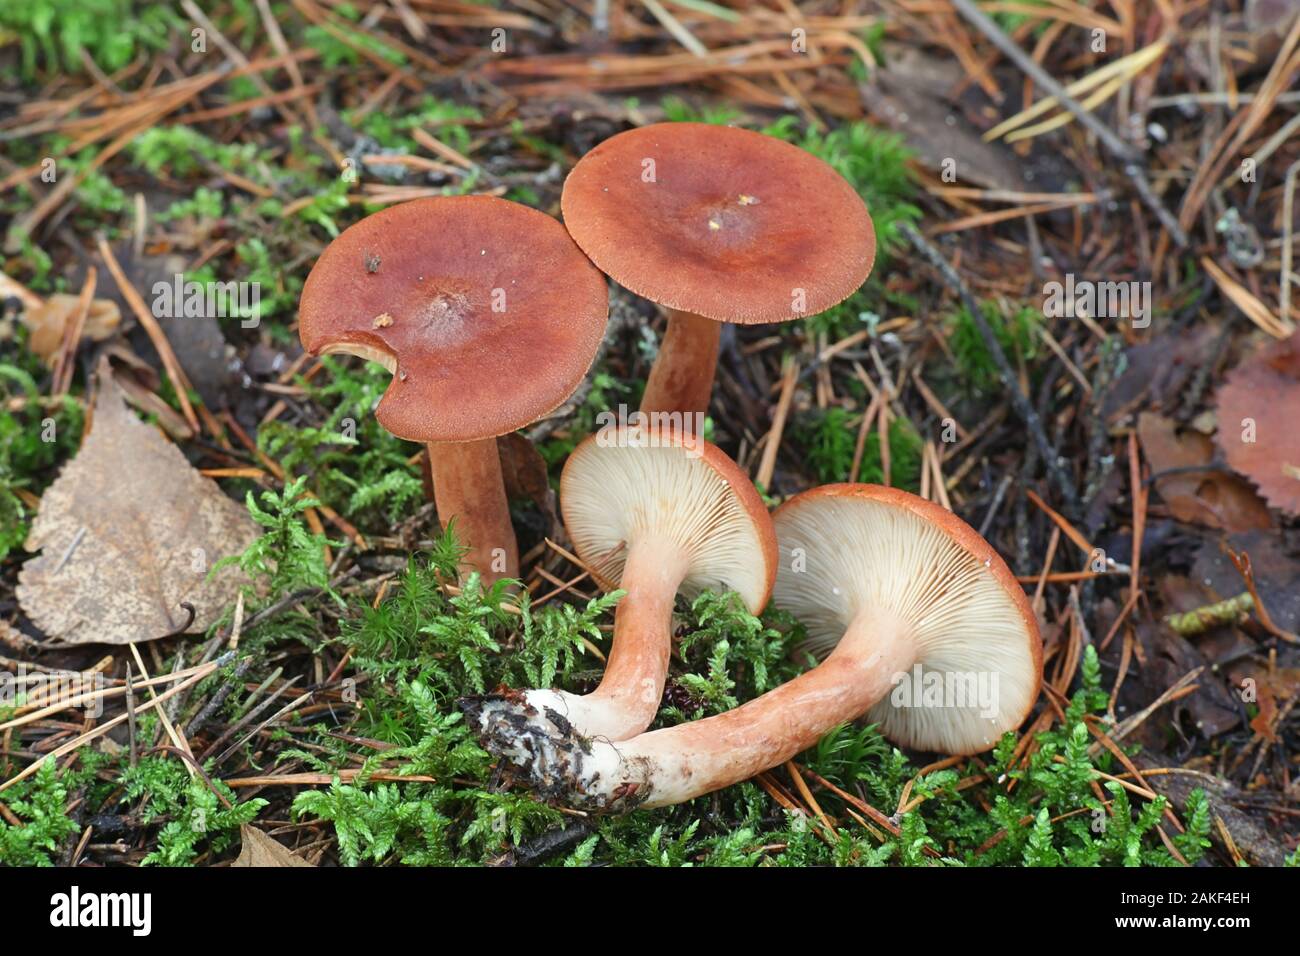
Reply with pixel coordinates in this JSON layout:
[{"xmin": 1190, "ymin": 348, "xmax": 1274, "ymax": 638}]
[
  {"xmin": 472, "ymin": 484, "xmax": 1041, "ymax": 811},
  {"xmin": 462, "ymin": 423, "xmax": 776, "ymax": 743},
  {"xmin": 561, "ymin": 122, "xmax": 876, "ymax": 416},
  {"xmin": 298, "ymin": 195, "xmax": 608, "ymax": 583}
]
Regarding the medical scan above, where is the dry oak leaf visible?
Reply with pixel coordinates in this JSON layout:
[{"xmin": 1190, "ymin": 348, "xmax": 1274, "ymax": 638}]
[
  {"xmin": 17, "ymin": 362, "xmax": 258, "ymax": 644},
  {"xmin": 1136, "ymin": 411, "xmax": 1272, "ymax": 533},
  {"xmin": 1215, "ymin": 331, "xmax": 1300, "ymax": 515},
  {"xmin": 232, "ymin": 825, "xmax": 314, "ymax": 867}
]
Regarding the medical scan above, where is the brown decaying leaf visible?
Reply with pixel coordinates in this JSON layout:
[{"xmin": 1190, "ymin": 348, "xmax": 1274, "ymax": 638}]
[
  {"xmin": 865, "ymin": 44, "xmax": 1071, "ymax": 193},
  {"xmin": 17, "ymin": 359, "xmax": 258, "ymax": 644},
  {"xmin": 92, "ymin": 242, "xmax": 236, "ymax": 409},
  {"xmin": 1192, "ymin": 531, "xmax": 1300, "ymax": 632},
  {"xmin": 1131, "ymin": 615, "xmax": 1241, "ymax": 739},
  {"xmin": 22, "ymin": 294, "xmax": 121, "ymax": 363},
  {"xmin": 1226, "ymin": 664, "xmax": 1300, "ymax": 743},
  {"xmin": 1136, "ymin": 412, "xmax": 1272, "ymax": 532},
  {"xmin": 232, "ymin": 824, "xmax": 314, "ymax": 867},
  {"xmin": 1104, "ymin": 325, "xmax": 1218, "ymax": 423},
  {"xmin": 1215, "ymin": 331, "xmax": 1300, "ymax": 516}
]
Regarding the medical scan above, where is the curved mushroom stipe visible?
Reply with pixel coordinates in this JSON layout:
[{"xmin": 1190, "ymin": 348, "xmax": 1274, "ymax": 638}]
[
  {"xmin": 470, "ymin": 484, "xmax": 1042, "ymax": 812},
  {"xmin": 640, "ymin": 309, "xmax": 721, "ymax": 416},
  {"xmin": 481, "ymin": 535, "xmax": 688, "ymax": 741},
  {"xmin": 467, "ymin": 611, "xmax": 914, "ymax": 811},
  {"xmin": 462, "ymin": 425, "xmax": 776, "ymax": 745}
]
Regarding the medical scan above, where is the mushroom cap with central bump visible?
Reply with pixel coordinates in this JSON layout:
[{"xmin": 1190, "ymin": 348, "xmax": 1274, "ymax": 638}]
[
  {"xmin": 773, "ymin": 485, "xmax": 1042, "ymax": 755},
  {"xmin": 560, "ymin": 122, "xmax": 876, "ymax": 325},
  {"xmin": 561, "ymin": 425, "xmax": 777, "ymax": 612},
  {"xmin": 298, "ymin": 195, "xmax": 609, "ymax": 444}
]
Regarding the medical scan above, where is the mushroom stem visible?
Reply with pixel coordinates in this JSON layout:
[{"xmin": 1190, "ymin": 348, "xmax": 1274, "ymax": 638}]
[
  {"xmin": 477, "ymin": 609, "xmax": 917, "ymax": 810},
  {"xmin": 475, "ymin": 537, "xmax": 688, "ymax": 741},
  {"xmin": 640, "ymin": 309, "xmax": 720, "ymax": 417},
  {"xmin": 427, "ymin": 438, "xmax": 519, "ymax": 584}
]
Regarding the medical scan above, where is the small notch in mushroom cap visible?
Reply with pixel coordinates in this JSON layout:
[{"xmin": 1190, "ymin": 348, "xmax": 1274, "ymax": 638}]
[{"xmin": 298, "ymin": 195, "xmax": 609, "ymax": 582}]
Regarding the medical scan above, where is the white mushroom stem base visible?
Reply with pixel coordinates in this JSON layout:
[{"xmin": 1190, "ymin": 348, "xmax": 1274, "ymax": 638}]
[
  {"xmin": 427, "ymin": 438, "xmax": 519, "ymax": 585},
  {"xmin": 469, "ymin": 609, "xmax": 917, "ymax": 811},
  {"xmin": 640, "ymin": 309, "xmax": 720, "ymax": 417},
  {"xmin": 466, "ymin": 536, "xmax": 689, "ymax": 744}
]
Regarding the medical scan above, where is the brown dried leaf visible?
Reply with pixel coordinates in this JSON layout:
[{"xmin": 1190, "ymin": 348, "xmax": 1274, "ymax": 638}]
[
  {"xmin": 1132, "ymin": 615, "xmax": 1241, "ymax": 738},
  {"xmin": 1136, "ymin": 412, "xmax": 1272, "ymax": 532},
  {"xmin": 17, "ymin": 360, "xmax": 258, "ymax": 644},
  {"xmin": 1225, "ymin": 665, "xmax": 1300, "ymax": 743},
  {"xmin": 22, "ymin": 294, "xmax": 120, "ymax": 363},
  {"xmin": 1192, "ymin": 531, "xmax": 1300, "ymax": 633},
  {"xmin": 232, "ymin": 825, "xmax": 314, "ymax": 867},
  {"xmin": 1104, "ymin": 325, "xmax": 1218, "ymax": 423},
  {"xmin": 1215, "ymin": 331, "xmax": 1300, "ymax": 515},
  {"xmin": 89, "ymin": 241, "xmax": 235, "ymax": 408},
  {"xmin": 865, "ymin": 44, "xmax": 1070, "ymax": 193}
]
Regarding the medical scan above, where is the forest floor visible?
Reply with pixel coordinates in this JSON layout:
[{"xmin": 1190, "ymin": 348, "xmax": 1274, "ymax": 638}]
[{"xmin": 1, "ymin": 0, "xmax": 1298, "ymax": 867}]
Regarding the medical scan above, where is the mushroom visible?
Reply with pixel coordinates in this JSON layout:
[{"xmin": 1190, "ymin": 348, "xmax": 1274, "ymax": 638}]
[
  {"xmin": 561, "ymin": 122, "xmax": 876, "ymax": 416},
  {"xmin": 298, "ymin": 195, "xmax": 608, "ymax": 583},
  {"xmin": 472, "ymin": 483, "xmax": 1041, "ymax": 811},
  {"xmin": 462, "ymin": 422, "xmax": 776, "ymax": 742}
]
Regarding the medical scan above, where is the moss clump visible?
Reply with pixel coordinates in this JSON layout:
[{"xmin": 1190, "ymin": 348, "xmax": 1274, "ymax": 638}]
[
  {"xmin": 798, "ymin": 407, "xmax": 924, "ymax": 492},
  {"xmin": 948, "ymin": 301, "xmax": 1041, "ymax": 394}
]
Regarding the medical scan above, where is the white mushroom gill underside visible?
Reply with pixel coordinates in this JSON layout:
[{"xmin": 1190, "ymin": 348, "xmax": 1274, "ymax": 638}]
[
  {"xmin": 773, "ymin": 496, "xmax": 1037, "ymax": 752},
  {"xmin": 563, "ymin": 440, "xmax": 767, "ymax": 611}
]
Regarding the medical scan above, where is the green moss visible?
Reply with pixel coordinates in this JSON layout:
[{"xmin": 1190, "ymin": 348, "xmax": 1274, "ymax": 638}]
[
  {"xmin": 0, "ymin": 0, "xmax": 181, "ymax": 78},
  {"xmin": 0, "ymin": 761, "xmax": 82, "ymax": 865},
  {"xmin": 948, "ymin": 300, "xmax": 1041, "ymax": 393},
  {"xmin": 254, "ymin": 358, "xmax": 423, "ymax": 528},
  {"xmin": 352, "ymin": 96, "xmax": 479, "ymax": 154},
  {"xmin": 0, "ymin": 352, "xmax": 85, "ymax": 561},
  {"xmin": 120, "ymin": 747, "xmax": 267, "ymax": 866},
  {"xmin": 797, "ymin": 408, "xmax": 924, "ymax": 492},
  {"xmin": 660, "ymin": 96, "xmax": 743, "ymax": 126}
]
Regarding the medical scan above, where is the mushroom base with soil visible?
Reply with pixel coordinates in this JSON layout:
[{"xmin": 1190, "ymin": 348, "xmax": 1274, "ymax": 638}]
[{"xmin": 465, "ymin": 535, "xmax": 688, "ymax": 741}]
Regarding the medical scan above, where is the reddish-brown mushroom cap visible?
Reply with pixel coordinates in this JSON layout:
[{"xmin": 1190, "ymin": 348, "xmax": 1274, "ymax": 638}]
[
  {"xmin": 299, "ymin": 195, "xmax": 609, "ymax": 443},
  {"xmin": 561, "ymin": 123, "xmax": 876, "ymax": 325}
]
